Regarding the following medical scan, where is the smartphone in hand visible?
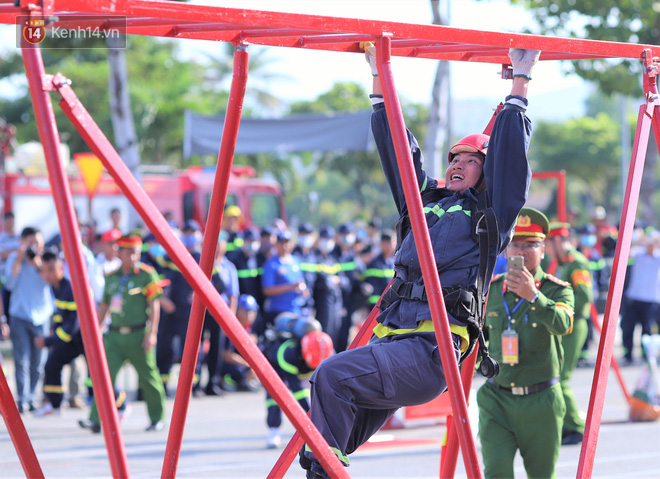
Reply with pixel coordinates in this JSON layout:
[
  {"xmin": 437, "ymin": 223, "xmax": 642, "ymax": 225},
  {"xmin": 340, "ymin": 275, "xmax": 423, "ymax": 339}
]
[{"xmin": 507, "ymin": 255, "xmax": 524, "ymax": 271}]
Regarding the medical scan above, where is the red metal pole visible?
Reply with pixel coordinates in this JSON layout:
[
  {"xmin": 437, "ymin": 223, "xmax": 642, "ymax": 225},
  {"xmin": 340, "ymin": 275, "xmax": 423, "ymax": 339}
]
[
  {"xmin": 576, "ymin": 100, "xmax": 654, "ymax": 478},
  {"xmin": 0, "ymin": 359, "xmax": 43, "ymax": 478},
  {"xmin": 21, "ymin": 49, "xmax": 130, "ymax": 478},
  {"xmin": 54, "ymin": 78, "xmax": 349, "ymax": 479},
  {"xmin": 557, "ymin": 170, "xmax": 567, "ymax": 222},
  {"xmin": 589, "ymin": 304, "xmax": 632, "ymax": 404},
  {"xmin": 268, "ymin": 290, "xmax": 385, "ymax": 478},
  {"xmin": 161, "ymin": 44, "xmax": 248, "ymax": 479},
  {"xmin": 439, "ymin": 348, "xmax": 479, "ymax": 478},
  {"xmin": 375, "ymin": 36, "xmax": 481, "ymax": 478}
]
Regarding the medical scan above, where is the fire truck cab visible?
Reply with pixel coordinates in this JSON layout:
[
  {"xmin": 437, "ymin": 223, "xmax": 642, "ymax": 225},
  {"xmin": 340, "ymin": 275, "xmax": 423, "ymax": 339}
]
[{"xmin": 2, "ymin": 164, "xmax": 286, "ymax": 241}]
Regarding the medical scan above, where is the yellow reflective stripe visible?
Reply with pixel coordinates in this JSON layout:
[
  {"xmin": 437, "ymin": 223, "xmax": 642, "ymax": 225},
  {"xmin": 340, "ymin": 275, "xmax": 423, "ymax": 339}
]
[
  {"xmin": 54, "ymin": 299, "xmax": 77, "ymax": 311},
  {"xmin": 237, "ymin": 268, "xmax": 259, "ymax": 278},
  {"xmin": 53, "ymin": 314, "xmax": 63, "ymax": 324},
  {"xmin": 293, "ymin": 388, "xmax": 310, "ymax": 401},
  {"xmin": 277, "ymin": 340, "xmax": 299, "ymax": 375},
  {"xmin": 421, "ymin": 176, "xmax": 428, "ymax": 192},
  {"xmin": 305, "ymin": 445, "xmax": 350, "ymax": 466},
  {"xmin": 116, "ymin": 390, "xmax": 126, "ymax": 408},
  {"xmin": 212, "ymin": 265, "xmax": 222, "ymax": 275},
  {"xmin": 363, "ymin": 268, "xmax": 394, "ymax": 278},
  {"xmin": 43, "ymin": 385, "xmax": 65, "ymax": 393},
  {"xmin": 372, "ymin": 320, "xmax": 469, "ymax": 352},
  {"xmin": 55, "ymin": 327, "xmax": 72, "ymax": 343},
  {"xmin": 300, "ymin": 263, "xmax": 317, "ymax": 273},
  {"xmin": 317, "ymin": 264, "xmax": 341, "ymax": 275},
  {"xmin": 423, "ymin": 204, "xmax": 471, "ymax": 220}
]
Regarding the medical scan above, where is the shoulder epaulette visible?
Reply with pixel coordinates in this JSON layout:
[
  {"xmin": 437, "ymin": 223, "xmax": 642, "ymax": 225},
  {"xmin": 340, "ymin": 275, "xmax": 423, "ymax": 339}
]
[
  {"xmin": 491, "ymin": 273, "xmax": 505, "ymax": 283},
  {"xmin": 545, "ymin": 274, "xmax": 570, "ymax": 287},
  {"xmin": 138, "ymin": 261, "xmax": 156, "ymax": 274}
]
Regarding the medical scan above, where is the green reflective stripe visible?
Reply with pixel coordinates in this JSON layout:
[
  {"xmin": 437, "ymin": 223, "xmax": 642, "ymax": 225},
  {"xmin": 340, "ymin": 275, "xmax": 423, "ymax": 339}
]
[
  {"xmin": 277, "ymin": 340, "xmax": 299, "ymax": 375},
  {"xmin": 55, "ymin": 299, "xmax": 77, "ymax": 311},
  {"xmin": 225, "ymin": 243, "xmax": 238, "ymax": 252},
  {"xmin": 339, "ymin": 261, "xmax": 357, "ymax": 272},
  {"xmin": 421, "ymin": 176, "xmax": 428, "ymax": 192},
  {"xmin": 422, "ymin": 204, "xmax": 471, "ymax": 220},
  {"xmin": 301, "ymin": 263, "xmax": 317, "ymax": 273},
  {"xmin": 226, "ymin": 238, "xmax": 244, "ymax": 252},
  {"xmin": 224, "ymin": 374, "xmax": 237, "ymax": 387},
  {"xmin": 305, "ymin": 445, "xmax": 350, "ymax": 466},
  {"xmin": 317, "ymin": 264, "xmax": 341, "ymax": 275},
  {"xmin": 55, "ymin": 327, "xmax": 72, "ymax": 343},
  {"xmin": 368, "ymin": 295, "xmax": 381, "ymax": 304},
  {"xmin": 293, "ymin": 388, "xmax": 310, "ymax": 401},
  {"xmin": 257, "ymin": 267, "xmax": 264, "ymax": 275},
  {"xmin": 266, "ymin": 398, "xmax": 278, "ymax": 408},
  {"xmin": 237, "ymin": 268, "xmax": 260, "ymax": 278},
  {"xmin": 589, "ymin": 259, "xmax": 605, "ymax": 271},
  {"xmin": 85, "ymin": 377, "xmax": 93, "ymax": 387},
  {"xmin": 363, "ymin": 268, "xmax": 394, "ymax": 278}
]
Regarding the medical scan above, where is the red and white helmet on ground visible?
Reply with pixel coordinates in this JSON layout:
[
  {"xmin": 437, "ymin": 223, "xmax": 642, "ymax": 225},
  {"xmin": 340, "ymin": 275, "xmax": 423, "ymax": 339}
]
[
  {"xmin": 301, "ymin": 331, "xmax": 334, "ymax": 369},
  {"xmin": 447, "ymin": 133, "xmax": 490, "ymax": 164}
]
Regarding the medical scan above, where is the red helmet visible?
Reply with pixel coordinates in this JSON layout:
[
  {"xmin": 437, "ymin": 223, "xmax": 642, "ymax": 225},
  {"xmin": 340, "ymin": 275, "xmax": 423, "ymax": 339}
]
[
  {"xmin": 447, "ymin": 133, "xmax": 490, "ymax": 164},
  {"xmin": 301, "ymin": 331, "xmax": 334, "ymax": 369}
]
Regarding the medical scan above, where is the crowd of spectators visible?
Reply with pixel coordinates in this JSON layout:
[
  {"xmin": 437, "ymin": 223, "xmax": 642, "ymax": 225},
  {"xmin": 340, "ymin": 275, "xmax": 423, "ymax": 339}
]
[{"xmin": 0, "ymin": 202, "xmax": 657, "ymax": 433}]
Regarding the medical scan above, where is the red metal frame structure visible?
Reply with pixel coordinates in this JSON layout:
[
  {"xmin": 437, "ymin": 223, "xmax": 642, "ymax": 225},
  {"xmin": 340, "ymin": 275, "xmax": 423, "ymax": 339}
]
[
  {"xmin": 533, "ymin": 170, "xmax": 568, "ymax": 222},
  {"xmin": 1, "ymin": 1, "xmax": 659, "ymax": 477}
]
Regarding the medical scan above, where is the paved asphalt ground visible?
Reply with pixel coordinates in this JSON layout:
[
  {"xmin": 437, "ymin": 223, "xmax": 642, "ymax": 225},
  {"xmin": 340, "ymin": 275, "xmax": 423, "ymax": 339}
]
[{"xmin": 0, "ymin": 339, "xmax": 658, "ymax": 478}]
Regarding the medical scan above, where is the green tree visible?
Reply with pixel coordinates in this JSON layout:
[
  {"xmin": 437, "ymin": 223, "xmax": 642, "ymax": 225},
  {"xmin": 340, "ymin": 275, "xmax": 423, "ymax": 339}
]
[
  {"xmin": 529, "ymin": 114, "xmax": 621, "ymax": 214},
  {"xmin": 513, "ymin": 0, "xmax": 659, "ymax": 224}
]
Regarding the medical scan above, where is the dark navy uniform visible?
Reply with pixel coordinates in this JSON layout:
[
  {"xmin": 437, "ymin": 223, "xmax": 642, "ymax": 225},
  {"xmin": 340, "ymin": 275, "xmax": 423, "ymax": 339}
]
[
  {"xmin": 303, "ymin": 96, "xmax": 531, "ymax": 474},
  {"xmin": 362, "ymin": 252, "xmax": 395, "ymax": 308},
  {"xmin": 313, "ymin": 231, "xmax": 343, "ymax": 347},
  {"xmin": 42, "ymin": 278, "xmax": 82, "ymax": 409}
]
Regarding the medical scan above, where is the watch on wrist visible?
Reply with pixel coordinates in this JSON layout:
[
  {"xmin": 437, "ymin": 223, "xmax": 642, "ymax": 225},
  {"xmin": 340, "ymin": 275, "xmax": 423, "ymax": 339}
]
[{"xmin": 529, "ymin": 292, "xmax": 539, "ymax": 304}]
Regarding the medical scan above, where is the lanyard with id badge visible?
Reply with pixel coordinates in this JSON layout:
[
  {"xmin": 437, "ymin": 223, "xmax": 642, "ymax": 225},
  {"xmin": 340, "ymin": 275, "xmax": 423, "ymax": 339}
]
[
  {"xmin": 110, "ymin": 274, "xmax": 131, "ymax": 315},
  {"xmin": 501, "ymin": 287, "xmax": 526, "ymax": 365}
]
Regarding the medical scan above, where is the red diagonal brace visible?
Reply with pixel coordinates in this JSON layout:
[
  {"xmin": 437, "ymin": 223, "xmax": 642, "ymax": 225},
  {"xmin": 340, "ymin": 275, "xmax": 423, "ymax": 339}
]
[
  {"xmin": 53, "ymin": 74, "xmax": 349, "ymax": 479},
  {"xmin": 268, "ymin": 282, "xmax": 389, "ymax": 478},
  {"xmin": 0, "ymin": 361, "xmax": 43, "ymax": 478},
  {"xmin": 376, "ymin": 35, "xmax": 481, "ymax": 478},
  {"xmin": 22, "ymin": 47, "xmax": 129, "ymax": 477},
  {"xmin": 161, "ymin": 44, "xmax": 248, "ymax": 479},
  {"xmin": 577, "ymin": 57, "xmax": 660, "ymax": 477}
]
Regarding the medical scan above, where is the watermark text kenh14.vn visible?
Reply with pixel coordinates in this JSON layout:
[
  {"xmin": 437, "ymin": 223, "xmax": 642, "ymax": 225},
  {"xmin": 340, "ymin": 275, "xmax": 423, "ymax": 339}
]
[{"xmin": 17, "ymin": 15, "xmax": 127, "ymax": 48}]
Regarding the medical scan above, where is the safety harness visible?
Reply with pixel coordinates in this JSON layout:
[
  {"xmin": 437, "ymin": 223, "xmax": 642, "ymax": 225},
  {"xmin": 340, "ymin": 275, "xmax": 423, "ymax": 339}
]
[{"xmin": 380, "ymin": 186, "xmax": 500, "ymax": 376}]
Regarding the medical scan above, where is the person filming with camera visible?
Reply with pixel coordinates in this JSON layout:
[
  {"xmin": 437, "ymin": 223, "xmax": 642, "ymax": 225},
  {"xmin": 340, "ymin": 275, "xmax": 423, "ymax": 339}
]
[{"xmin": 4, "ymin": 226, "xmax": 54, "ymax": 413}]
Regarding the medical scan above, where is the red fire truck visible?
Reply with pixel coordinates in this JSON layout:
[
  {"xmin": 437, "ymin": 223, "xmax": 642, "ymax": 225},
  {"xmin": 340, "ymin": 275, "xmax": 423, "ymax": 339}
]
[{"xmin": 1, "ymin": 164, "xmax": 286, "ymax": 241}]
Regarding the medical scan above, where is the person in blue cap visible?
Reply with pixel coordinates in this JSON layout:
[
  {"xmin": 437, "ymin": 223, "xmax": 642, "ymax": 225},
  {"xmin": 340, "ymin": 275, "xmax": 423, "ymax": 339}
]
[
  {"xmin": 333, "ymin": 222, "xmax": 364, "ymax": 352},
  {"xmin": 301, "ymin": 46, "xmax": 538, "ymax": 478},
  {"xmin": 293, "ymin": 222, "xmax": 318, "ymax": 310},
  {"xmin": 313, "ymin": 226, "xmax": 343, "ymax": 345},
  {"xmin": 229, "ymin": 228, "xmax": 265, "ymax": 309},
  {"xmin": 221, "ymin": 294, "xmax": 260, "ymax": 392},
  {"xmin": 260, "ymin": 230, "xmax": 308, "ymax": 340}
]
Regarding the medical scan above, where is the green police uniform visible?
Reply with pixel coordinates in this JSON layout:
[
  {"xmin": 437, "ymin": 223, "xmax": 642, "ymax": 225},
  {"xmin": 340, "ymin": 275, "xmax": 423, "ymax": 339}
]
[
  {"xmin": 477, "ymin": 208, "xmax": 575, "ymax": 479},
  {"xmin": 550, "ymin": 223, "xmax": 593, "ymax": 440},
  {"xmin": 89, "ymin": 261, "xmax": 166, "ymax": 426}
]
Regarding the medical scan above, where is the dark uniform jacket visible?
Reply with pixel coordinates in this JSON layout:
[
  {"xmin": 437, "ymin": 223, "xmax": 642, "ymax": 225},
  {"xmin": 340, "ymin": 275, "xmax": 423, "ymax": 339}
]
[
  {"xmin": 44, "ymin": 277, "xmax": 79, "ymax": 347},
  {"xmin": 371, "ymin": 101, "xmax": 532, "ymax": 336}
]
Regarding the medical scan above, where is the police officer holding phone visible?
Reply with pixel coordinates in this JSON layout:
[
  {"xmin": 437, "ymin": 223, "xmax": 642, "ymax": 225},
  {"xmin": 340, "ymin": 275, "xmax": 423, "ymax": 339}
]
[{"xmin": 478, "ymin": 207, "xmax": 574, "ymax": 479}]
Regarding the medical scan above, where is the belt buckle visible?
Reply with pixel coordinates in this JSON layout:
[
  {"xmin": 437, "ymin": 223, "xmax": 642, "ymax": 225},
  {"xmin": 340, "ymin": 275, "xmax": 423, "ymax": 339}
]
[
  {"xmin": 511, "ymin": 386, "xmax": 526, "ymax": 396},
  {"xmin": 410, "ymin": 283, "xmax": 425, "ymax": 301},
  {"xmin": 119, "ymin": 326, "xmax": 131, "ymax": 335}
]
